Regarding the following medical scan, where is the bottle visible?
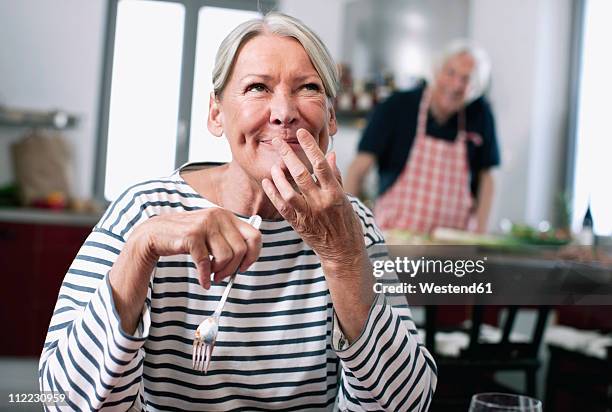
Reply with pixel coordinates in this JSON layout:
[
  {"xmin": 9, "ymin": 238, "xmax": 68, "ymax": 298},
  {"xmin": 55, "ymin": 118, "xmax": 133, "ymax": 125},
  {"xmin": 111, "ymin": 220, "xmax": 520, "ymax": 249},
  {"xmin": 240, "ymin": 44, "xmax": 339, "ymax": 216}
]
[
  {"xmin": 576, "ymin": 203, "xmax": 594, "ymax": 246},
  {"xmin": 354, "ymin": 81, "xmax": 373, "ymax": 111},
  {"xmin": 336, "ymin": 63, "xmax": 354, "ymax": 112}
]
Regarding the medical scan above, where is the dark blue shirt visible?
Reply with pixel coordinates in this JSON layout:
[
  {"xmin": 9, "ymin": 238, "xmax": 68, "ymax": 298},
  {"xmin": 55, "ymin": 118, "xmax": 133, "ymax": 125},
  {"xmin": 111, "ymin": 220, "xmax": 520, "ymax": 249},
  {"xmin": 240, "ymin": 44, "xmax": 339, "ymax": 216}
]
[{"xmin": 358, "ymin": 84, "xmax": 501, "ymax": 197}]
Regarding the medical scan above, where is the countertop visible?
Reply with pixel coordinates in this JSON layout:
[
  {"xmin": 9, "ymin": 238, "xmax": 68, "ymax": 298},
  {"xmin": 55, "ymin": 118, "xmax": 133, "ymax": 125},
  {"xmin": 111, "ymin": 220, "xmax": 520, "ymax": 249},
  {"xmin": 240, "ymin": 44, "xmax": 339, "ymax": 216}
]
[{"xmin": 0, "ymin": 207, "xmax": 102, "ymax": 227}]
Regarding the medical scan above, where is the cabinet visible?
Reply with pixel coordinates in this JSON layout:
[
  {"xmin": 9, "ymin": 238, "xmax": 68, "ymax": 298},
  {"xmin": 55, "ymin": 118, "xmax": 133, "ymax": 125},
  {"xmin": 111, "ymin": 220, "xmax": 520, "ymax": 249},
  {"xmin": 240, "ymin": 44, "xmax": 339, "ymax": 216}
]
[
  {"xmin": 545, "ymin": 345, "xmax": 612, "ymax": 411},
  {"xmin": 0, "ymin": 219, "xmax": 93, "ymax": 356}
]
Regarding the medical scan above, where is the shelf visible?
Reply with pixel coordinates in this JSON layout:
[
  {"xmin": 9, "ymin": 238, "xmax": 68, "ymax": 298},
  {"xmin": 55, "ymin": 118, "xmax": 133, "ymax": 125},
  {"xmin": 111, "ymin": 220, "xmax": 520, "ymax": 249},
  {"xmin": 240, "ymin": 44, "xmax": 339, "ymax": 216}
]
[
  {"xmin": 335, "ymin": 109, "xmax": 371, "ymax": 128},
  {"xmin": 0, "ymin": 107, "xmax": 79, "ymax": 130}
]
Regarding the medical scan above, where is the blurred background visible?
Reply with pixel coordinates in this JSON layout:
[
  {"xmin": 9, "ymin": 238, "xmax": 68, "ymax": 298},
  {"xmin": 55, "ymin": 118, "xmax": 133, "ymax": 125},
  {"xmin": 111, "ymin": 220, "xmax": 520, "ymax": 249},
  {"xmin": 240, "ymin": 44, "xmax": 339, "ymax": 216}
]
[{"xmin": 0, "ymin": 0, "xmax": 610, "ymax": 411}]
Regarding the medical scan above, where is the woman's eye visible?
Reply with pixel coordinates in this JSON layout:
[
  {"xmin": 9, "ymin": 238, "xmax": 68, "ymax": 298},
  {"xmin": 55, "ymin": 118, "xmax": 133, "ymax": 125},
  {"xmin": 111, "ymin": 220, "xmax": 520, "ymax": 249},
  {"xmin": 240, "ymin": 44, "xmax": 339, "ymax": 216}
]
[
  {"xmin": 246, "ymin": 83, "xmax": 267, "ymax": 93},
  {"xmin": 302, "ymin": 83, "xmax": 321, "ymax": 92}
]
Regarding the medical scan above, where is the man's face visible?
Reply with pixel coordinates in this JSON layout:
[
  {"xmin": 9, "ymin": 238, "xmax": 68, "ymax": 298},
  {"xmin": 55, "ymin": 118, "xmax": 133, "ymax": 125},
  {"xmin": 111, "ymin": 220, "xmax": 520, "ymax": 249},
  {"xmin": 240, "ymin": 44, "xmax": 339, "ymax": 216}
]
[{"xmin": 432, "ymin": 52, "xmax": 475, "ymax": 116}]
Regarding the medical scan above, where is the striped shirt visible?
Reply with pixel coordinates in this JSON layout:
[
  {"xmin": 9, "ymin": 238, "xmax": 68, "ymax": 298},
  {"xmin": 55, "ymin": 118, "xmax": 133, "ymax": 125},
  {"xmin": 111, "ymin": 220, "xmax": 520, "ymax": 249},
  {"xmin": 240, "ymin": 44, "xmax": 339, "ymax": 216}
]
[{"xmin": 39, "ymin": 166, "xmax": 437, "ymax": 411}]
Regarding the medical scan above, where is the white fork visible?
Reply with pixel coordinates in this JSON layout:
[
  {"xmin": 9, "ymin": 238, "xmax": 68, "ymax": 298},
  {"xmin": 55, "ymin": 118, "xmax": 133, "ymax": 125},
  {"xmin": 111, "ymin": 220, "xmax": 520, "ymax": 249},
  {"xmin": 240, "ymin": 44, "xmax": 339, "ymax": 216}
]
[{"xmin": 192, "ymin": 215, "xmax": 262, "ymax": 373}]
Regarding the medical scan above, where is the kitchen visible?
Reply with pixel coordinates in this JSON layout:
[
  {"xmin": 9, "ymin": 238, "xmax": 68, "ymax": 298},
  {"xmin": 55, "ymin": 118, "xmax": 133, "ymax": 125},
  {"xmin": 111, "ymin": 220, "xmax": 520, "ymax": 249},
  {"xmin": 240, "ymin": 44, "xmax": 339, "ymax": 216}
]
[{"xmin": 0, "ymin": 0, "xmax": 610, "ymax": 411}]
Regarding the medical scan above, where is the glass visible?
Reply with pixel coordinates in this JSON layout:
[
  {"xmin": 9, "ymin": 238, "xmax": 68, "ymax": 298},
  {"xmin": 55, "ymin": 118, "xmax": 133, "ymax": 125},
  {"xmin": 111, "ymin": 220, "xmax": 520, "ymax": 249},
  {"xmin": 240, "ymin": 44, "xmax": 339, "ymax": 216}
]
[
  {"xmin": 468, "ymin": 393, "xmax": 542, "ymax": 412},
  {"xmin": 105, "ymin": 0, "xmax": 185, "ymax": 200},
  {"xmin": 188, "ymin": 6, "xmax": 261, "ymax": 164}
]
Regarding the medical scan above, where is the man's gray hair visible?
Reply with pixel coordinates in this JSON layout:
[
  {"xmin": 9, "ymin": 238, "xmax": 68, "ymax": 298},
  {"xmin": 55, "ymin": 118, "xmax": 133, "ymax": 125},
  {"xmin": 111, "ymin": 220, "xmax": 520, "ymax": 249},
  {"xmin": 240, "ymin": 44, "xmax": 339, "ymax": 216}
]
[
  {"xmin": 212, "ymin": 12, "xmax": 339, "ymax": 99},
  {"xmin": 435, "ymin": 39, "xmax": 492, "ymax": 103}
]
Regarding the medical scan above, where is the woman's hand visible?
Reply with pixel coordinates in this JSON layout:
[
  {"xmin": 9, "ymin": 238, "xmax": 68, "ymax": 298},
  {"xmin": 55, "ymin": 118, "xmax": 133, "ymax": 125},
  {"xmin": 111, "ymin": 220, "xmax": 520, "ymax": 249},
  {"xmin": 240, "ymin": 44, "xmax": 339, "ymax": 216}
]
[
  {"xmin": 109, "ymin": 208, "xmax": 262, "ymax": 334},
  {"xmin": 135, "ymin": 208, "xmax": 262, "ymax": 288},
  {"xmin": 261, "ymin": 129, "xmax": 368, "ymax": 274},
  {"xmin": 262, "ymin": 129, "xmax": 375, "ymax": 341}
]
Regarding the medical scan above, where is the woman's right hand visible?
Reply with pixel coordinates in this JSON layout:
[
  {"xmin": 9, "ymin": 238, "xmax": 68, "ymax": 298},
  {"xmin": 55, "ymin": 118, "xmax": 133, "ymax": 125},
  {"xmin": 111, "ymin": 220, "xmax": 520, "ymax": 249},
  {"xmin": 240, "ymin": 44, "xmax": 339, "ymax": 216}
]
[
  {"xmin": 135, "ymin": 208, "xmax": 262, "ymax": 289},
  {"xmin": 109, "ymin": 208, "xmax": 262, "ymax": 334}
]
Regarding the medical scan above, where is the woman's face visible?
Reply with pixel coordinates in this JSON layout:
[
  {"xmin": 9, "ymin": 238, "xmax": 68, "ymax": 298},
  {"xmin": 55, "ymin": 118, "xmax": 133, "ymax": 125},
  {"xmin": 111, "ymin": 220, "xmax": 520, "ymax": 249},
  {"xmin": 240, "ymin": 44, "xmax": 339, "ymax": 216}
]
[{"xmin": 208, "ymin": 34, "xmax": 336, "ymax": 183}]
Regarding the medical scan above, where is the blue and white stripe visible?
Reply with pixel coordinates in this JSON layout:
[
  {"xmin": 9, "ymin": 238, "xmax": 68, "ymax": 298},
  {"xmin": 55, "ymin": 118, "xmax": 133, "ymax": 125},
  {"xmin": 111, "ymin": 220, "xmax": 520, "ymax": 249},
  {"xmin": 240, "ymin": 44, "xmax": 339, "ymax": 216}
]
[{"xmin": 39, "ymin": 168, "xmax": 437, "ymax": 411}]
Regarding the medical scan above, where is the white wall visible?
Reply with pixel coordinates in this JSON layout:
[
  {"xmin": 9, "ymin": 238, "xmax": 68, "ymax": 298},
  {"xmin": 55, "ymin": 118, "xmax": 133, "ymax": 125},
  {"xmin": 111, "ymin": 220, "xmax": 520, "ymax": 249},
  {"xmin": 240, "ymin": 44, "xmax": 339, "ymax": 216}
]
[
  {"xmin": 527, "ymin": 0, "xmax": 572, "ymax": 226},
  {"xmin": 0, "ymin": 0, "xmax": 107, "ymax": 198},
  {"xmin": 469, "ymin": 0, "xmax": 572, "ymax": 228},
  {"xmin": 280, "ymin": 0, "xmax": 347, "ymax": 62}
]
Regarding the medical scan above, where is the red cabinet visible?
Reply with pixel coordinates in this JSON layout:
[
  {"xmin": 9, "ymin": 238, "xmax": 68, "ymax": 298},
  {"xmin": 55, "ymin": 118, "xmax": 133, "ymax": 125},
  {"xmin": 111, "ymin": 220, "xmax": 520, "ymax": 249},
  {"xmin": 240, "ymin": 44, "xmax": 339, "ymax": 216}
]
[{"xmin": 0, "ymin": 219, "xmax": 93, "ymax": 356}]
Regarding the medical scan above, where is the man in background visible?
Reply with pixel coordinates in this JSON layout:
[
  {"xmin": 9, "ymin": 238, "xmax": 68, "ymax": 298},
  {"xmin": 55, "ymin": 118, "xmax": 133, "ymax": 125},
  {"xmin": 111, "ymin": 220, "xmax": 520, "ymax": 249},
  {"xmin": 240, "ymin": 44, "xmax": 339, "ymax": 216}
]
[{"xmin": 346, "ymin": 40, "xmax": 500, "ymax": 234}]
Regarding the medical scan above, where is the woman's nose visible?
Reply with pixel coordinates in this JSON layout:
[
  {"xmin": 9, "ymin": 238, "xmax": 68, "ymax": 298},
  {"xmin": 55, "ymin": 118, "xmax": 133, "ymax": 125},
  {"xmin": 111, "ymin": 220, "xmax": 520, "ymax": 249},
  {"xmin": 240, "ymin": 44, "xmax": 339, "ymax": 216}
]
[{"xmin": 269, "ymin": 92, "xmax": 297, "ymax": 126}]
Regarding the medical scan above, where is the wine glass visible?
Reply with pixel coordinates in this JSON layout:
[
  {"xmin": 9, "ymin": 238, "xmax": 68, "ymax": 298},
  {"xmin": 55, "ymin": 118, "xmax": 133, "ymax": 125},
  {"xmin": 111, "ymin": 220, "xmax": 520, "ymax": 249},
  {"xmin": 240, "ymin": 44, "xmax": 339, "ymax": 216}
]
[{"xmin": 468, "ymin": 393, "xmax": 542, "ymax": 412}]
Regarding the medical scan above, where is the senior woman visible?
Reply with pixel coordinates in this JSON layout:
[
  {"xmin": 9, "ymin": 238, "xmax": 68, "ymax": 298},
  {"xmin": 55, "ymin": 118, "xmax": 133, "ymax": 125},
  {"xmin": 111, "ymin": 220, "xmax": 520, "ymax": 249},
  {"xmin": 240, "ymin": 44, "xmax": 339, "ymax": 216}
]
[{"xmin": 40, "ymin": 13, "xmax": 436, "ymax": 411}]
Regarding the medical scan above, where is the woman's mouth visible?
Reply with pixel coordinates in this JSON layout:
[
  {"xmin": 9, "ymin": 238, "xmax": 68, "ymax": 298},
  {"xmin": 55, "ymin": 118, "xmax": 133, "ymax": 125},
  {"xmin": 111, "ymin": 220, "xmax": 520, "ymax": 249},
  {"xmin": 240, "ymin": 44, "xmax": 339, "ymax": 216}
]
[{"xmin": 260, "ymin": 138, "xmax": 303, "ymax": 150}]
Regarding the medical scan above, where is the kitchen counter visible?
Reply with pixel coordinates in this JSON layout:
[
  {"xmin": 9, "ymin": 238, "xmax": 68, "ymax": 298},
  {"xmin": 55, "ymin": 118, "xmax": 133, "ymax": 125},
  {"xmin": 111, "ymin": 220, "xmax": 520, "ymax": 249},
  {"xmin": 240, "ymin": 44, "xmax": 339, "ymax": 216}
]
[
  {"xmin": 0, "ymin": 207, "xmax": 102, "ymax": 227},
  {"xmin": 379, "ymin": 243, "xmax": 612, "ymax": 306}
]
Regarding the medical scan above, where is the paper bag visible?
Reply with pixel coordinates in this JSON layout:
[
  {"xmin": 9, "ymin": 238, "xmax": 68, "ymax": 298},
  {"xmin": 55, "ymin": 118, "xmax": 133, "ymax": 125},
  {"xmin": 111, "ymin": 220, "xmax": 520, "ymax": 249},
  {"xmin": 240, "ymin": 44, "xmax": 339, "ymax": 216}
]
[{"xmin": 11, "ymin": 130, "xmax": 73, "ymax": 206}]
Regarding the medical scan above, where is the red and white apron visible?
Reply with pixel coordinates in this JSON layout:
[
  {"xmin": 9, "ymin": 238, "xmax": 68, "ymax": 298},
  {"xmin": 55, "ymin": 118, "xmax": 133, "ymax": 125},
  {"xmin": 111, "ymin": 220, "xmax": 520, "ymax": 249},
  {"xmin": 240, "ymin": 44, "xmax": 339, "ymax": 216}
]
[{"xmin": 374, "ymin": 87, "xmax": 482, "ymax": 233}]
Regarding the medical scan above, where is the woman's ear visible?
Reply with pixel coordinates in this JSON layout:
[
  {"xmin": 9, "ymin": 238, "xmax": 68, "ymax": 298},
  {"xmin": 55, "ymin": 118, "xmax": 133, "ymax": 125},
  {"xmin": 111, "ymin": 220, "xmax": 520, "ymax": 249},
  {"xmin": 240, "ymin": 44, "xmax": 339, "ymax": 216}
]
[
  {"xmin": 327, "ymin": 101, "xmax": 337, "ymax": 136},
  {"xmin": 207, "ymin": 92, "xmax": 224, "ymax": 137}
]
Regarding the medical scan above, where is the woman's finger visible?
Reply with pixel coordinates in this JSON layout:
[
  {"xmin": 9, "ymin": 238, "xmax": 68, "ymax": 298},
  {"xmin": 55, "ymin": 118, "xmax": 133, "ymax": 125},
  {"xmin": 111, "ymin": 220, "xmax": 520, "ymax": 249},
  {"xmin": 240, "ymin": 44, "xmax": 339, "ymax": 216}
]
[
  {"xmin": 271, "ymin": 138, "xmax": 318, "ymax": 196},
  {"xmin": 233, "ymin": 217, "xmax": 263, "ymax": 272},
  {"xmin": 296, "ymin": 129, "xmax": 337, "ymax": 189},
  {"xmin": 270, "ymin": 163, "xmax": 307, "ymax": 211},
  {"xmin": 189, "ymin": 239, "xmax": 212, "ymax": 290},
  {"xmin": 262, "ymin": 178, "xmax": 297, "ymax": 224},
  {"xmin": 206, "ymin": 230, "xmax": 235, "ymax": 282},
  {"xmin": 326, "ymin": 151, "xmax": 343, "ymax": 187},
  {"xmin": 213, "ymin": 222, "xmax": 248, "ymax": 283}
]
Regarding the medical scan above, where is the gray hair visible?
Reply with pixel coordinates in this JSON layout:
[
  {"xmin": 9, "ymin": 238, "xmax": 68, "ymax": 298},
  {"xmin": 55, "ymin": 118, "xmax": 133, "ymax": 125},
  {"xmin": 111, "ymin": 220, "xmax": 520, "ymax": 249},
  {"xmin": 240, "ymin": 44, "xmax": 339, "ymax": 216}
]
[
  {"xmin": 435, "ymin": 39, "xmax": 492, "ymax": 103},
  {"xmin": 212, "ymin": 12, "xmax": 339, "ymax": 100}
]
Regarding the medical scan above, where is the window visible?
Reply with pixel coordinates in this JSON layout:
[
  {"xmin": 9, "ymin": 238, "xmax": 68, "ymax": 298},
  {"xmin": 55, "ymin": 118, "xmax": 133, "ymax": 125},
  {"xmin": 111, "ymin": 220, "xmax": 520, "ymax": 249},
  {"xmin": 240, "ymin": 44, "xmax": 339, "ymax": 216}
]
[
  {"xmin": 570, "ymin": 0, "xmax": 612, "ymax": 235},
  {"xmin": 189, "ymin": 7, "xmax": 261, "ymax": 163},
  {"xmin": 104, "ymin": 1, "xmax": 185, "ymax": 201},
  {"xmin": 96, "ymin": 0, "xmax": 273, "ymax": 202}
]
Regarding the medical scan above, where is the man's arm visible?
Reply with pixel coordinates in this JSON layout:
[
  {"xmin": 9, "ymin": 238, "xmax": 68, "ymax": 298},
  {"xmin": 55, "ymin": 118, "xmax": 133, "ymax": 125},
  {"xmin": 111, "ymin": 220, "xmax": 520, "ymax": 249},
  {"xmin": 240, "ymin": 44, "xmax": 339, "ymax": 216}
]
[
  {"xmin": 345, "ymin": 152, "xmax": 376, "ymax": 197},
  {"xmin": 474, "ymin": 169, "xmax": 495, "ymax": 233}
]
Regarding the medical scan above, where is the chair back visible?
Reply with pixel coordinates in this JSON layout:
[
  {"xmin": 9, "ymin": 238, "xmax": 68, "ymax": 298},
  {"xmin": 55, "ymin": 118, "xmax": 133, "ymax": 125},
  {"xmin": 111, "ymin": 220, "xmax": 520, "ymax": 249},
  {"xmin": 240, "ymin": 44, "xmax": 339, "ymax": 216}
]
[{"xmin": 425, "ymin": 305, "xmax": 551, "ymax": 360}]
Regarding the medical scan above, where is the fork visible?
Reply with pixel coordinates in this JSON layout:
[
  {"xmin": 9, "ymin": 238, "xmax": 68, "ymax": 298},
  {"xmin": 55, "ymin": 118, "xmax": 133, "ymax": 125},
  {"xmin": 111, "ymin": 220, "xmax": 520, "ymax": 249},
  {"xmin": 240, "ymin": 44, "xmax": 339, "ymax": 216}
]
[{"xmin": 192, "ymin": 214, "xmax": 262, "ymax": 373}]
